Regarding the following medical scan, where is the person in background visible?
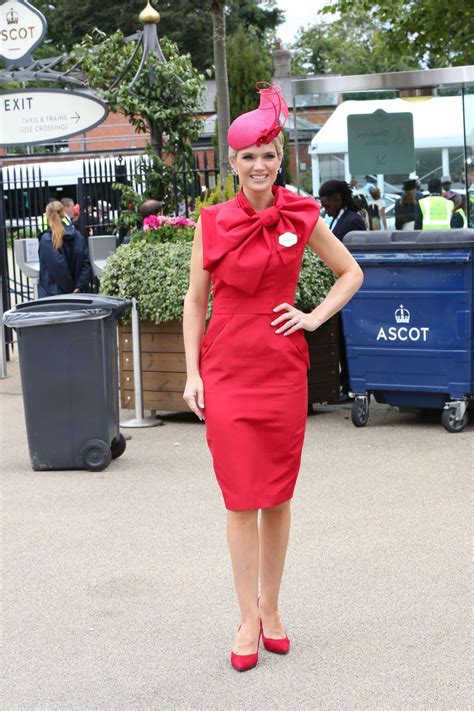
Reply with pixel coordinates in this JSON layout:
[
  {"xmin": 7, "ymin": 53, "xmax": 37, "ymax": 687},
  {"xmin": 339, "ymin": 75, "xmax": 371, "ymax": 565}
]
[
  {"xmin": 466, "ymin": 164, "xmax": 474, "ymax": 226},
  {"xmin": 95, "ymin": 200, "xmax": 114, "ymax": 235},
  {"xmin": 38, "ymin": 201, "xmax": 92, "ymax": 297},
  {"xmin": 414, "ymin": 176, "xmax": 424, "ymax": 201},
  {"xmin": 440, "ymin": 175, "xmax": 465, "ymax": 226},
  {"xmin": 414, "ymin": 177, "xmax": 457, "ymax": 230},
  {"xmin": 319, "ymin": 180, "xmax": 365, "ymax": 400},
  {"xmin": 395, "ymin": 179, "xmax": 418, "ymax": 230},
  {"xmin": 72, "ymin": 203, "xmax": 81, "ymax": 224},
  {"xmin": 60, "ymin": 197, "xmax": 76, "ymax": 225},
  {"xmin": 39, "ymin": 196, "xmax": 75, "ymax": 233},
  {"xmin": 122, "ymin": 199, "xmax": 164, "ymax": 244},
  {"xmin": 362, "ymin": 176, "xmax": 376, "ymax": 196},
  {"xmin": 367, "ymin": 186, "xmax": 388, "ymax": 230},
  {"xmin": 319, "ymin": 180, "xmax": 367, "ymax": 241},
  {"xmin": 440, "ymin": 175, "xmax": 460, "ymax": 206}
]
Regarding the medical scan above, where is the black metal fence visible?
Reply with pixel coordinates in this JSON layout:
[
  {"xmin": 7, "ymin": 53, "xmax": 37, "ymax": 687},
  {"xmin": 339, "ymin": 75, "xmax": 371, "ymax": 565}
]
[
  {"xmin": 0, "ymin": 165, "xmax": 50, "ymax": 317},
  {"xmin": 1, "ymin": 153, "xmax": 219, "ymax": 353}
]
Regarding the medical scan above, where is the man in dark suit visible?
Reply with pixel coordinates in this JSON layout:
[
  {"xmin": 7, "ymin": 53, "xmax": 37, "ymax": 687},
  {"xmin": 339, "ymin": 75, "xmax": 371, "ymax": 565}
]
[
  {"xmin": 319, "ymin": 180, "xmax": 367, "ymax": 400},
  {"xmin": 319, "ymin": 180, "xmax": 367, "ymax": 240}
]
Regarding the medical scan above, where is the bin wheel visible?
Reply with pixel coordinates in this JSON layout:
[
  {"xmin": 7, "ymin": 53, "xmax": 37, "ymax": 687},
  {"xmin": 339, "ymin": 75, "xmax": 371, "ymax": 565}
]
[
  {"xmin": 351, "ymin": 398, "xmax": 369, "ymax": 427},
  {"xmin": 81, "ymin": 439, "xmax": 112, "ymax": 471},
  {"xmin": 441, "ymin": 407, "xmax": 468, "ymax": 433},
  {"xmin": 111, "ymin": 433, "xmax": 126, "ymax": 459}
]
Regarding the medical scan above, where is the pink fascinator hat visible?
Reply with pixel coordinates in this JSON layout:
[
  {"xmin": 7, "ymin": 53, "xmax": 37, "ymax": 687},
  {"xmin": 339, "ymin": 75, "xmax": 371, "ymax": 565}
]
[{"xmin": 228, "ymin": 82, "xmax": 289, "ymax": 151}]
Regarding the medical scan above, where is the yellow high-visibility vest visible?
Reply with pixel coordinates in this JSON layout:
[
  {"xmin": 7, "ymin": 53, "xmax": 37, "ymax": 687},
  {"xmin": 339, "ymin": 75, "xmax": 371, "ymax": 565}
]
[
  {"xmin": 456, "ymin": 208, "xmax": 467, "ymax": 227},
  {"xmin": 39, "ymin": 214, "xmax": 72, "ymax": 232},
  {"xmin": 419, "ymin": 195, "xmax": 453, "ymax": 230}
]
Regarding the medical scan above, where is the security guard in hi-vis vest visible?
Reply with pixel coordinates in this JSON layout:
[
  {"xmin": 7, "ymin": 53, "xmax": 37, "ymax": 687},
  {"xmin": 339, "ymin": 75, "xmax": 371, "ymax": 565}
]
[{"xmin": 414, "ymin": 177, "xmax": 456, "ymax": 230}]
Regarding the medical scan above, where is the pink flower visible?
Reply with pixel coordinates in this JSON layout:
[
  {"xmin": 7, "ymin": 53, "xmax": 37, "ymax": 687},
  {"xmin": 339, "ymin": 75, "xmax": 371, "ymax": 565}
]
[
  {"xmin": 142, "ymin": 213, "xmax": 196, "ymax": 231},
  {"xmin": 143, "ymin": 214, "xmax": 160, "ymax": 230}
]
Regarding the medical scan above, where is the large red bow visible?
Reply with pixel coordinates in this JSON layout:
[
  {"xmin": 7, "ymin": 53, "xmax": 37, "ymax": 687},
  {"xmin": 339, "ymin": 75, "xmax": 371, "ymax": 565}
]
[{"xmin": 201, "ymin": 186, "xmax": 320, "ymax": 295}]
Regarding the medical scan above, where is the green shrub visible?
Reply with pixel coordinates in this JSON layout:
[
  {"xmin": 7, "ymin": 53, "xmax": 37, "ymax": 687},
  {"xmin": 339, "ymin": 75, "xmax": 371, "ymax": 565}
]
[
  {"xmin": 295, "ymin": 248, "xmax": 336, "ymax": 311},
  {"xmin": 100, "ymin": 240, "xmax": 335, "ymax": 324},
  {"xmin": 193, "ymin": 174, "xmax": 237, "ymax": 220},
  {"xmin": 100, "ymin": 241, "xmax": 198, "ymax": 324}
]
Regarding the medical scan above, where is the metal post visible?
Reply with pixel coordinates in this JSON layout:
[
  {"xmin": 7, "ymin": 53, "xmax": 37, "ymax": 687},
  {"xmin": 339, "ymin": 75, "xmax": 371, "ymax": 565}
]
[
  {"xmin": 0, "ymin": 277, "xmax": 9, "ymax": 379},
  {"xmin": 120, "ymin": 298, "xmax": 160, "ymax": 428},
  {"xmin": 292, "ymin": 92, "xmax": 300, "ymax": 193}
]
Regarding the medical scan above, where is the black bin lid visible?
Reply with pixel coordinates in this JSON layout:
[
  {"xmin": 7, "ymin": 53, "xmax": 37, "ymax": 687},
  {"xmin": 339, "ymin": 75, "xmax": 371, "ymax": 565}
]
[
  {"xmin": 343, "ymin": 229, "xmax": 474, "ymax": 251},
  {"xmin": 3, "ymin": 294, "xmax": 132, "ymax": 329}
]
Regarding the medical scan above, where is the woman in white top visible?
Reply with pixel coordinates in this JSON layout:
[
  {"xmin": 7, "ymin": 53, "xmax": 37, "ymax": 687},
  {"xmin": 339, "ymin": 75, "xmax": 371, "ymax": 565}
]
[{"xmin": 367, "ymin": 186, "xmax": 388, "ymax": 230}]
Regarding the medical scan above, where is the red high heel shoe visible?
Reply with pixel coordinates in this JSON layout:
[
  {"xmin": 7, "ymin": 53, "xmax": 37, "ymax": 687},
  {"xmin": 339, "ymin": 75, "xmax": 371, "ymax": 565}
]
[
  {"xmin": 230, "ymin": 626, "xmax": 261, "ymax": 671},
  {"xmin": 258, "ymin": 597, "xmax": 291, "ymax": 654},
  {"xmin": 260, "ymin": 620, "xmax": 290, "ymax": 654}
]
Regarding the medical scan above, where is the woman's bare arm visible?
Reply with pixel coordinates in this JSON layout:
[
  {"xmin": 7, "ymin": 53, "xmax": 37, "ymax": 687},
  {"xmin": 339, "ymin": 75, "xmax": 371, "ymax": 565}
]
[
  {"xmin": 182, "ymin": 218, "xmax": 211, "ymax": 418},
  {"xmin": 272, "ymin": 217, "xmax": 364, "ymax": 335}
]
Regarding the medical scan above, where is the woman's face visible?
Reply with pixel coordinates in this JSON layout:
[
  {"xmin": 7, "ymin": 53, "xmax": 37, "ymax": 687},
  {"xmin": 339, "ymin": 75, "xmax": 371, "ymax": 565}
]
[
  {"xmin": 320, "ymin": 193, "xmax": 343, "ymax": 217},
  {"xmin": 231, "ymin": 142, "xmax": 281, "ymax": 195}
]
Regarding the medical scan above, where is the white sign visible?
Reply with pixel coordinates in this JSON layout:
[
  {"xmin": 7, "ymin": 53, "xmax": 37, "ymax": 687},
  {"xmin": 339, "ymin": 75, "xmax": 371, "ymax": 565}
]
[
  {"xmin": 0, "ymin": 90, "xmax": 109, "ymax": 146},
  {"xmin": 376, "ymin": 304, "xmax": 430, "ymax": 343},
  {"xmin": 25, "ymin": 239, "xmax": 39, "ymax": 262},
  {"xmin": 0, "ymin": 0, "xmax": 47, "ymax": 67}
]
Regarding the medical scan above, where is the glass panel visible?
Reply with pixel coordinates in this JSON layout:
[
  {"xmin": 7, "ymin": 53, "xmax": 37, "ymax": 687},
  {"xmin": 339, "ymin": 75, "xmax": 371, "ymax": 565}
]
[
  {"xmin": 300, "ymin": 76, "xmax": 474, "ymax": 235},
  {"xmin": 318, "ymin": 153, "xmax": 345, "ymax": 183},
  {"xmin": 462, "ymin": 89, "xmax": 474, "ymax": 227}
]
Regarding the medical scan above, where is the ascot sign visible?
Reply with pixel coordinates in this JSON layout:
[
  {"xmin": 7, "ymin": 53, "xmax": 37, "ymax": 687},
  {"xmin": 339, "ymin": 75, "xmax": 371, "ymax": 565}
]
[
  {"xmin": 376, "ymin": 305, "xmax": 430, "ymax": 343},
  {"xmin": 0, "ymin": 0, "xmax": 47, "ymax": 67},
  {"xmin": 0, "ymin": 1, "xmax": 109, "ymax": 146}
]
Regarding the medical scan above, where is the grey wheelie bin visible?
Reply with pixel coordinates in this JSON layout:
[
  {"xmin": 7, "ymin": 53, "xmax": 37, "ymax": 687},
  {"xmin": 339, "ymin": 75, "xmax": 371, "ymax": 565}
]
[
  {"xmin": 3, "ymin": 294, "xmax": 131, "ymax": 470},
  {"xmin": 341, "ymin": 230, "xmax": 474, "ymax": 433}
]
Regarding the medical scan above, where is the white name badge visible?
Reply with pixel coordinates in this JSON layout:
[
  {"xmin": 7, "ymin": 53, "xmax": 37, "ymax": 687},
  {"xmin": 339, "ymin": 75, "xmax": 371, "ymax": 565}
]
[{"xmin": 278, "ymin": 232, "xmax": 298, "ymax": 247}]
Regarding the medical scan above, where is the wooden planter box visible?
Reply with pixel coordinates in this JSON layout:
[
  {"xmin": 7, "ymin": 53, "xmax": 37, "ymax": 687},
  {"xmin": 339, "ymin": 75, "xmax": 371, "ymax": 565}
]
[
  {"xmin": 119, "ymin": 315, "xmax": 340, "ymax": 412},
  {"xmin": 305, "ymin": 314, "xmax": 340, "ymax": 405},
  {"xmin": 119, "ymin": 320, "xmax": 188, "ymax": 412}
]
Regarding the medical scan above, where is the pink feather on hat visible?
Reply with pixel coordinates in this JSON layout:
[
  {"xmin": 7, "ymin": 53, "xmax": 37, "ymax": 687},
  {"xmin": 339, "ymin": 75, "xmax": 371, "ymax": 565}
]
[{"xmin": 227, "ymin": 82, "xmax": 289, "ymax": 151}]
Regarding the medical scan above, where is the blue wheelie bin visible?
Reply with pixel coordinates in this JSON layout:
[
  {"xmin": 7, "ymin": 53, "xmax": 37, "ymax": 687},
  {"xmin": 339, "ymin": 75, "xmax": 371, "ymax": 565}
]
[
  {"xmin": 3, "ymin": 294, "xmax": 131, "ymax": 469},
  {"xmin": 341, "ymin": 230, "xmax": 474, "ymax": 432}
]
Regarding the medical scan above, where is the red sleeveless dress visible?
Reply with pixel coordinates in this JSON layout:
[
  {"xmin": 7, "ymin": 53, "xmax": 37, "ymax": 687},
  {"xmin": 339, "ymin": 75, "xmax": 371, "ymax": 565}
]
[{"xmin": 200, "ymin": 186, "xmax": 320, "ymax": 510}]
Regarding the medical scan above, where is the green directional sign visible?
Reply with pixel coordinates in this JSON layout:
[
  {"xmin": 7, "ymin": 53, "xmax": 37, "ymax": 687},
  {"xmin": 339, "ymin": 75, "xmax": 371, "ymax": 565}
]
[{"xmin": 347, "ymin": 109, "xmax": 415, "ymax": 174}]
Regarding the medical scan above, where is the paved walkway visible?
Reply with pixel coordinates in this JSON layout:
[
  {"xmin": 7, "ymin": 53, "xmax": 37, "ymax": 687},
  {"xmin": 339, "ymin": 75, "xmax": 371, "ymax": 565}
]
[{"xmin": 1, "ymin": 354, "xmax": 472, "ymax": 710}]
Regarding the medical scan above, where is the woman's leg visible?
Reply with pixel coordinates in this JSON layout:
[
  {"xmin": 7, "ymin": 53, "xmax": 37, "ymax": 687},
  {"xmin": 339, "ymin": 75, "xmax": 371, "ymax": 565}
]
[
  {"xmin": 258, "ymin": 500, "xmax": 291, "ymax": 637},
  {"xmin": 227, "ymin": 509, "xmax": 260, "ymax": 654}
]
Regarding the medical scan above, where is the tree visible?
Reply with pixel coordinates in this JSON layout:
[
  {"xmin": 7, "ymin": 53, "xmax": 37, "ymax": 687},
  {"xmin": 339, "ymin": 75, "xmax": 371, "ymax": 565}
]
[
  {"xmin": 320, "ymin": 0, "xmax": 474, "ymax": 68},
  {"xmin": 211, "ymin": 0, "xmax": 231, "ymax": 183},
  {"xmin": 68, "ymin": 30, "xmax": 204, "ymax": 204},
  {"xmin": 226, "ymin": 27, "xmax": 273, "ymax": 122},
  {"xmin": 33, "ymin": 0, "xmax": 284, "ymax": 72},
  {"xmin": 292, "ymin": 10, "xmax": 420, "ymax": 76},
  {"xmin": 32, "ymin": 0, "xmax": 147, "ymax": 54}
]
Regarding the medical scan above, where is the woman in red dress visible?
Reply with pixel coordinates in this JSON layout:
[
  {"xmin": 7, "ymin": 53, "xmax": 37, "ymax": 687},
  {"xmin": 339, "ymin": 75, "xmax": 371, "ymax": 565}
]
[{"xmin": 183, "ymin": 84, "xmax": 363, "ymax": 671}]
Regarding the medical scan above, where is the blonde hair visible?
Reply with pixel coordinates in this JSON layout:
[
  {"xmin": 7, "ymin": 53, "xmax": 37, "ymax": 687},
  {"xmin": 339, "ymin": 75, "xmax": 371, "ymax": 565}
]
[
  {"xmin": 46, "ymin": 201, "xmax": 65, "ymax": 250},
  {"xmin": 228, "ymin": 131, "xmax": 285, "ymax": 162}
]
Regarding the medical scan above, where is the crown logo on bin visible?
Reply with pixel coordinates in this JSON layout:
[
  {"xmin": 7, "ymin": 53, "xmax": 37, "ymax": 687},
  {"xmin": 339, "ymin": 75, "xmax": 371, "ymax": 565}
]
[
  {"xmin": 6, "ymin": 9, "xmax": 19, "ymax": 24},
  {"xmin": 395, "ymin": 305, "xmax": 410, "ymax": 324}
]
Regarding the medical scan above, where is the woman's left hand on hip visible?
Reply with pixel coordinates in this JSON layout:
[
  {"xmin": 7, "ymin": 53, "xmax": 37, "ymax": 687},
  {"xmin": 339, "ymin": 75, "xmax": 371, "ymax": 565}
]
[{"xmin": 271, "ymin": 302, "xmax": 316, "ymax": 335}]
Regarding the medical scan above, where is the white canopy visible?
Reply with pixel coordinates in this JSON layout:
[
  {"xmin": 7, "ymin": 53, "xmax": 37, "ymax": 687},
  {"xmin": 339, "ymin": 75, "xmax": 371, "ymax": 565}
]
[{"xmin": 309, "ymin": 96, "xmax": 464, "ymax": 155}]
